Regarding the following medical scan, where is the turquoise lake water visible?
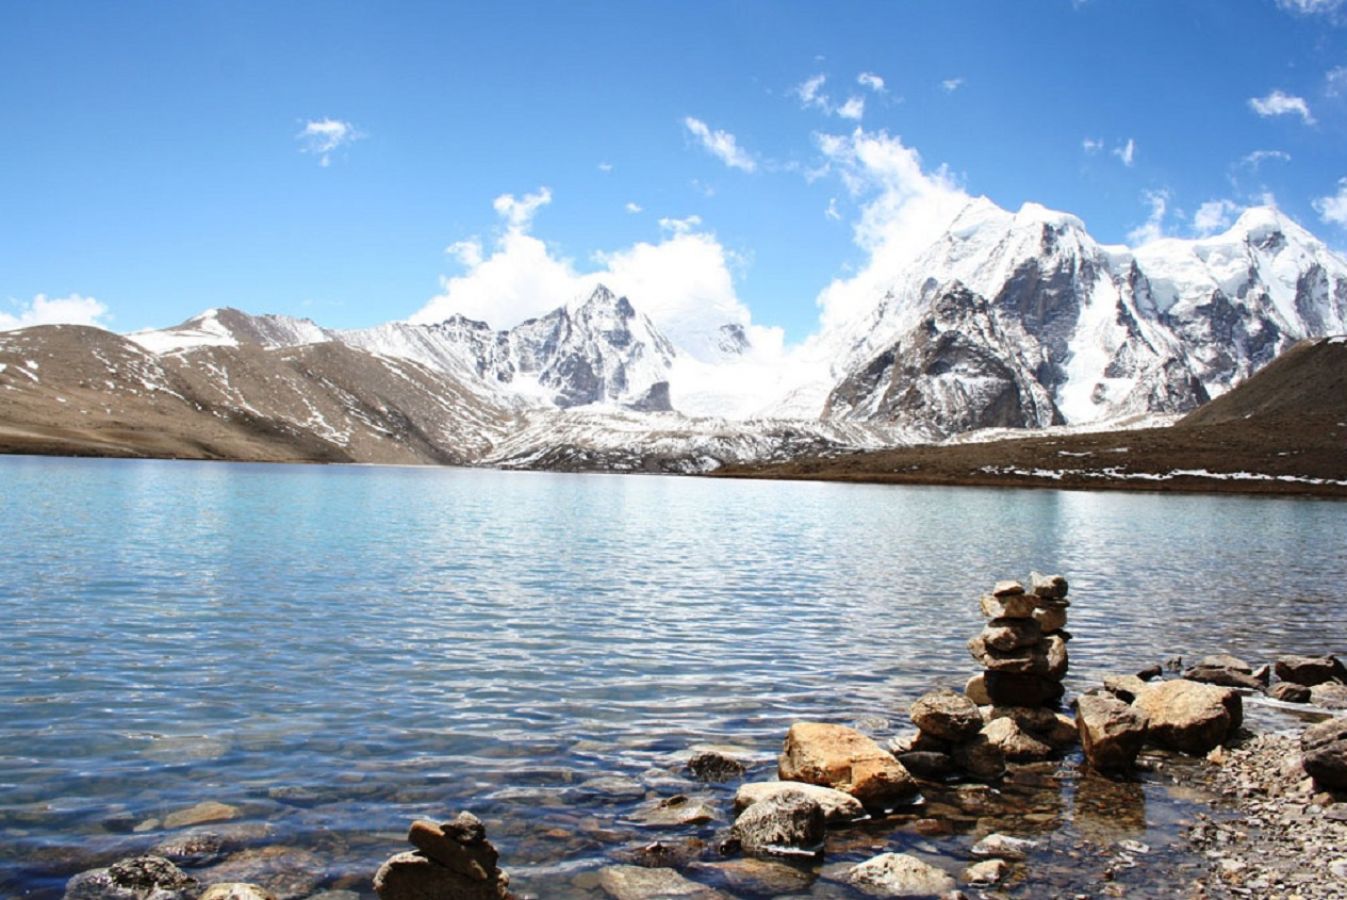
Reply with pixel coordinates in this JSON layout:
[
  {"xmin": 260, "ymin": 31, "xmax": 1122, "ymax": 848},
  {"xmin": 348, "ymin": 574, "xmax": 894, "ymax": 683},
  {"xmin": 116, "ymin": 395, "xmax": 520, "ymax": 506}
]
[{"xmin": 1, "ymin": 456, "xmax": 1345, "ymax": 897}]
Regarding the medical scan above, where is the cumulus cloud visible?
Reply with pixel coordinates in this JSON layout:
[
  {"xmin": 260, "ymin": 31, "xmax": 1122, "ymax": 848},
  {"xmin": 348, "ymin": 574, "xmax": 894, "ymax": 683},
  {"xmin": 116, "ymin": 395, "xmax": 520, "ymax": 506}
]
[
  {"xmin": 810, "ymin": 128, "xmax": 970, "ymax": 332},
  {"xmin": 1192, "ymin": 199, "xmax": 1240, "ymax": 236},
  {"xmin": 1113, "ymin": 138, "xmax": 1136, "ymax": 167},
  {"xmin": 1127, "ymin": 189, "xmax": 1170, "ymax": 245},
  {"xmin": 1314, "ymin": 178, "xmax": 1347, "ymax": 227},
  {"xmin": 296, "ymin": 118, "xmax": 364, "ymax": 167},
  {"xmin": 683, "ymin": 116, "xmax": 757, "ymax": 172},
  {"xmin": 941, "ymin": 77, "xmax": 965, "ymax": 93},
  {"xmin": 624, "ymin": 201, "xmax": 642, "ymax": 214},
  {"xmin": 857, "ymin": 72, "xmax": 885, "ymax": 93},
  {"xmin": 795, "ymin": 74, "xmax": 830, "ymax": 111},
  {"xmin": 493, "ymin": 187, "xmax": 553, "ymax": 232},
  {"xmin": 837, "ymin": 96, "xmax": 865, "ymax": 120},
  {"xmin": 1249, "ymin": 90, "xmax": 1316, "ymax": 124},
  {"xmin": 0, "ymin": 294, "xmax": 111, "ymax": 332},
  {"xmin": 410, "ymin": 192, "xmax": 765, "ymax": 363}
]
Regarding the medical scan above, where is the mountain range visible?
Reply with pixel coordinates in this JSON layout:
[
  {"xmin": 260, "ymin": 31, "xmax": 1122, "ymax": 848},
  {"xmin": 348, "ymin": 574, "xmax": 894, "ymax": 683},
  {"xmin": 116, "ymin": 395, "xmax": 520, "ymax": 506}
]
[{"xmin": 2, "ymin": 198, "xmax": 1344, "ymax": 472}]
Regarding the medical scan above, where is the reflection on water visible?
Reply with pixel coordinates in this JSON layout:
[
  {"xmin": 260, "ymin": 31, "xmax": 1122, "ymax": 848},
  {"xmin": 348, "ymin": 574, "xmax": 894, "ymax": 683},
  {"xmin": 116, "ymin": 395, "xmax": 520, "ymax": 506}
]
[{"xmin": 1, "ymin": 457, "xmax": 1344, "ymax": 896}]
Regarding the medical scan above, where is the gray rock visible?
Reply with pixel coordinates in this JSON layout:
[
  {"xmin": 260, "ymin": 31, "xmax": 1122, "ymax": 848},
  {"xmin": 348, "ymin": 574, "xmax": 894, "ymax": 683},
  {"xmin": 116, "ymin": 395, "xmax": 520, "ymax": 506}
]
[
  {"xmin": 733, "ymin": 781, "xmax": 864, "ymax": 824},
  {"xmin": 963, "ymin": 858, "xmax": 1009, "ymax": 884},
  {"xmin": 630, "ymin": 794, "xmax": 716, "ymax": 827},
  {"xmin": 64, "ymin": 856, "xmax": 198, "ymax": 900},
  {"xmin": 1311, "ymin": 682, "xmax": 1347, "ymax": 710},
  {"xmin": 199, "ymin": 886, "xmax": 277, "ymax": 900},
  {"xmin": 598, "ymin": 865, "xmax": 723, "ymax": 899},
  {"xmin": 1302, "ymin": 718, "xmax": 1347, "ymax": 789},
  {"xmin": 845, "ymin": 852, "xmax": 956, "ymax": 896},
  {"xmin": 686, "ymin": 750, "xmax": 746, "ymax": 782},
  {"xmin": 909, "ymin": 689, "xmax": 984, "ymax": 743},
  {"xmin": 981, "ymin": 717, "xmax": 1054, "ymax": 762},
  {"xmin": 950, "ymin": 734, "xmax": 1006, "ymax": 781},
  {"xmin": 1269, "ymin": 681, "xmax": 1311, "ymax": 703},
  {"xmin": 1275, "ymin": 655, "xmax": 1347, "ymax": 687},
  {"xmin": 1076, "ymin": 693, "xmax": 1148, "ymax": 772},
  {"xmin": 971, "ymin": 833, "xmax": 1038, "ymax": 861},
  {"xmin": 728, "ymin": 792, "xmax": 825, "ymax": 857}
]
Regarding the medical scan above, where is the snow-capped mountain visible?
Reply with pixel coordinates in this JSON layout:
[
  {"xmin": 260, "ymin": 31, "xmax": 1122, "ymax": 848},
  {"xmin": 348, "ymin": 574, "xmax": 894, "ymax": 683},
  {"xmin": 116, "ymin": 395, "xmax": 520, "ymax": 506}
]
[
  {"xmin": 96, "ymin": 198, "xmax": 1347, "ymax": 462},
  {"xmin": 816, "ymin": 202, "xmax": 1346, "ymax": 437}
]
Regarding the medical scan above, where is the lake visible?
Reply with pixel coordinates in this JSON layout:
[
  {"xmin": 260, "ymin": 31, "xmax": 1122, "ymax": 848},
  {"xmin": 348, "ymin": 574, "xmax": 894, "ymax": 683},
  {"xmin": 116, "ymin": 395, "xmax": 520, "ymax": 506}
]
[{"xmin": 1, "ymin": 456, "xmax": 1345, "ymax": 897}]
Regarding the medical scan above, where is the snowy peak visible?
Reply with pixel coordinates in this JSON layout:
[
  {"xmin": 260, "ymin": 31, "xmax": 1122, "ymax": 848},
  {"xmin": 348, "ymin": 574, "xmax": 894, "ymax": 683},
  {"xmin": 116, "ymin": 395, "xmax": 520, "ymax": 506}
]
[{"xmin": 128, "ymin": 307, "xmax": 331, "ymax": 354}]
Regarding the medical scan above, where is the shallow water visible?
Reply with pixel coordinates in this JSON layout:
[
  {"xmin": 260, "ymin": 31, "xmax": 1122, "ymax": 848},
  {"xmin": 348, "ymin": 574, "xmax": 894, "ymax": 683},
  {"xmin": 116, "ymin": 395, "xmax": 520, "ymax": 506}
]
[{"xmin": 1, "ymin": 456, "xmax": 1344, "ymax": 896}]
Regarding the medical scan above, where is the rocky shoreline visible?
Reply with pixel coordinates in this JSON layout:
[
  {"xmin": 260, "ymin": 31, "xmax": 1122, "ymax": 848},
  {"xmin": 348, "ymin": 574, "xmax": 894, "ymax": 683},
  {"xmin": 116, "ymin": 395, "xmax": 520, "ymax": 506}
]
[{"xmin": 54, "ymin": 574, "xmax": 1347, "ymax": 899}]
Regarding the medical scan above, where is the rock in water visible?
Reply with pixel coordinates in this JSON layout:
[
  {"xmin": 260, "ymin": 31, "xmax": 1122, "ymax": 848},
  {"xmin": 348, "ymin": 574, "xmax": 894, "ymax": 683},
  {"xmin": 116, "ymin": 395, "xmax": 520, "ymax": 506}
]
[
  {"xmin": 374, "ymin": 812, "xmax": 511, "ymax": 900},
  {"xmin": 950, "ymin": 733, "xmax": 1007, "ymax": 781},
  {"xmin": 908, "ymin": 689, "xmax": 984, "ymax": 742},
  {"xmin": 777, "ymin": 722, "xmax": 916, "ymax": 806},
  {"xmin": 844, "ymin": 852, "xmax": 956, "ymax": 895},
  {"xmin": 980, "ymin": 716, "xmax": 1054, "ymax": 762},
  {"xmin": 64, "ymin": 856, "xmax": 198, "ymax": 900},
  {"xmin": 1275, "ymin": 654, "xmax": 1347, "ymax": 686},
  {"xmin": 1132, "ymin": 680, "xmax": 1239, "ymax": 754},
  {"xmin": 597, "ymin": 866, "xmax": 723, "ymax": 899},
  {"xmin": 728, "ymin": 792, "xmax": 825, "ymax": 857},
  {"xmin": 1301, "ymin": 718, "xmax": 1347, "ymax": 789},
  {"xmin": 1076, "ymin": 693, "xmax": 1148, "ymax": 772},
  {"xmin": 971, "ymin": 833, "xmax": 1038, "ymax": 860},
  {"xmin": 1269, "ymin": 682, "xmax": 1311, "ymax": 703},
  {"xmin": 732, "ymin": 781, "xmax": 864, "ymax": 823},
  {"xmin": 199, "ymin": 886, "xmax": 278, "ymax": 900},
  {"xmin": 1311, "ymin": 682, "xmax": 1347, "ymax": 709},
  {"xmin": 686, "ymin": 749, "xmax": 747, "ymax": 782}
]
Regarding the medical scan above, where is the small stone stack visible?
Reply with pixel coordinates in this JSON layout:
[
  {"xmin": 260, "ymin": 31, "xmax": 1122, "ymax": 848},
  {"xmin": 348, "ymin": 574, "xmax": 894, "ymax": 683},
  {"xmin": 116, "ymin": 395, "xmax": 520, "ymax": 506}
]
[
  {"xmin": 374, "ymin": 812, "xmax": 512, "ymax": 900},
  {"xmin": 966, "ymin": 573, "xmax": 1070, "ymax": 709}
]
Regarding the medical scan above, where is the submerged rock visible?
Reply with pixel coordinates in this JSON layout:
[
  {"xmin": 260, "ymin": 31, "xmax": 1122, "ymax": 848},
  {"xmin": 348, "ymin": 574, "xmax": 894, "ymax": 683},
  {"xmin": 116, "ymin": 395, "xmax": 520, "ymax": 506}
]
[
  {"xmin": 844, "ymin": 852, "xmax": 956, "ymax": 896},
  {"xmin": 630, "ymin": 794, "xmax": 716, "ymax": 827},
  {"xmin": 1076, "ymin": 693, "xmax": 1148, "ymax": 772},
  {"xmin": 162, "ymin": 801, "xmax": 241, "ymax": 830},
  {"xmin": 686, "ymin": 749, "xmax": 747, "ymax": 782},
  {"xmin": 1133, "ymin": 679, "xmax": 1239, "ymax": 755},
  {"xmin": 64, "ymin": 855, "xmax": 198, "ymax": 900},
  {"xmin": 733, "ymin": 781, "xmax": 864, "ymax": 823},
  {"xmin": 971, "ymin": 833, "xmax": 1038, "ymax": 861},
  {"xmin": 728, "ymin": 792, "xmax": 825, "ymax": 858},
  {"xmin": 195, "ymin": 846, "xmax": 323, "ymax": 900},
  {"xmin": 963, "ymin": 858, "xmax": 1009, "ymax": 885},
  {"xmin": 598, "ymin": 865, "xmax": 723, "ymax": 899},
  {"xmin": 778, "ymin": 722, "xmax": 916, "ymax": 806},
  {"xmin": 199, "ymin": 886, "xmax": 277, "ymax": 900}
]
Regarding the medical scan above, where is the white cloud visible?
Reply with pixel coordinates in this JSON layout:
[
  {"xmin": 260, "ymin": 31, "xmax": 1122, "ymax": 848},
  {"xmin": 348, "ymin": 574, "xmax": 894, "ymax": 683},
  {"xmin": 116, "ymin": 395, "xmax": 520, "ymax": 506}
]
[
  {"xmin": 1082, "ymin": 137, "xmax": 1103, "ymax": 154},
  {"xmin": 825, "ymin": 197, "xmax": 842, "ymax": 221},
  {"xmin": 837, "ymin": 96, "xmax": 865, "ymax": 120},
  {"xmin": 1127, "ymin": 189, "xmax": 1170, "ymax": 245},
  {"xmin": 410, "ymin": 193, "xmax": 764, "ymax": 363},
  {"xmin": 857, "ymin": 72, "xmax": 885, "ymax": 93},
  {"xmin": 624, "ymin": 201, "xmax": 642, "ymax": 214},
  {"xmin": 1327, "ymin": 66, "xmax": 1347, "ymax": 97},
  {"xmin": 682, "ymin": 116, "xmax": 757, "ymax": 172},
  {"xmin": 811, "ymin": 128, "xmax": 970, "ymax": 332},
  {"xmin": 1248, "ymin": 90, "xmax": 1316, "ymax": 125},
  {"xmin": 795, "ymin": 74, "xmax": 829, "ymax": 111},
  {"xmin": 296, "ymin": 118, "xmax": 364, "ymax": 167},
  {"xmin": 658, "ymin": 214, "xmax": 703, "ymax": 234},
  {"xmin": 1192, "ymin": 199, "xmax": 1240, "ymax": 236},
  {"xmin": 1239, "ymin": 149, "xmax": 1292, "ymax": 169},
  {"xmin": 1276, "ymin": 0, "xmax": 1344, "ymax": 14},
  {"xmin": 493, "ymin": 187, "xmax": 553, "ymax": 232},
  {"xmin": 1314, "ymin": 178, "xmax": 1347, "ymax": 227},
  {"xmin": 0, "ymin": 294, "xmax": 110, "ymax": 332},
  {"xmin": 941, "ymin": 77, "xmax": 965, "ymax": 93},
  {"xmin": 598, "ymin": 161, "xmax": 614, "ymax": 173},
  {"xmin": 1113, "ymin": 138, "xmax": 1136, "ymax": 167}
]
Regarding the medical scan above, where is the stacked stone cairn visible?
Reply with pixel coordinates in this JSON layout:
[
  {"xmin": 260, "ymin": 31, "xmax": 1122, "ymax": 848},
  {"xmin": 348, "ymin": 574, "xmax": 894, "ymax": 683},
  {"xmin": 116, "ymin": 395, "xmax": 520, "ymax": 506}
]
[
  {"xmin": 374, "ymin": 812, "xmax": 512, "ymax": 900},
  {"xmin": 894, "ymin": 573, "xmax": 1078, "ymax": 782}
]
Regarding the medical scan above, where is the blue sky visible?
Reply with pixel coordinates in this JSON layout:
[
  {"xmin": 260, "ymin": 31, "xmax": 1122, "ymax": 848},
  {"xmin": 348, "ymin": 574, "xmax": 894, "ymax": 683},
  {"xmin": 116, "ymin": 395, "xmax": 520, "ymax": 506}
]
[{"xmin": 2, "ymin": 0, "xmax": 1346, "ymax": 342}]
